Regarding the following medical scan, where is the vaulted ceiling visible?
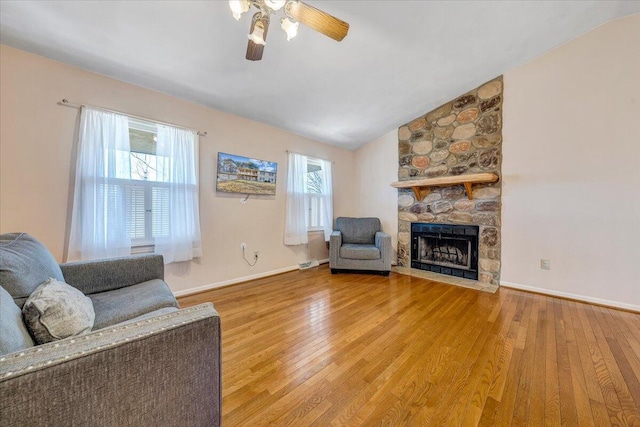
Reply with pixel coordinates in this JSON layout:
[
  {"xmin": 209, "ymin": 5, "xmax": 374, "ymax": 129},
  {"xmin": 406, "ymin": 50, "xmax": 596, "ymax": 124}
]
[{"xmin": 1, "ymin": 1, "xmax": 638, "ymax": 150}]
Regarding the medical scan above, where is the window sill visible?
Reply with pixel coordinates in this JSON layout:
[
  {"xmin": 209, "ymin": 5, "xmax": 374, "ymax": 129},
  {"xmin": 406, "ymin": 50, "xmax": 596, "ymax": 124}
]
[{"xmin": 131, "ymin": 244, "xmax": 155, "ymax": 255}]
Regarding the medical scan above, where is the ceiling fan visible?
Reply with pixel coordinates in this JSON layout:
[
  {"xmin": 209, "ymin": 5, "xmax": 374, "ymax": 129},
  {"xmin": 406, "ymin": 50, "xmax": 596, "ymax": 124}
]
[{"xmin": 229, "ymin": 0, "xmax": 350, "ymax": 61}]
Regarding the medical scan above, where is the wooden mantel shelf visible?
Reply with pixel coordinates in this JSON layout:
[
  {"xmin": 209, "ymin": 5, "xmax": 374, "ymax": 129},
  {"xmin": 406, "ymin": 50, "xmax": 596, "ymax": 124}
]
[{"xmin": 390, "ymin": 173, "xmax": 499, "ymax": 201}]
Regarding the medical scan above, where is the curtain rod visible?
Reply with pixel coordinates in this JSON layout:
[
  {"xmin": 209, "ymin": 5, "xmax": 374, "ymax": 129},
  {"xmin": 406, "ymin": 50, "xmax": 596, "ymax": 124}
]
[
  {"xmin": 57, "ymin": 99, "xmax": 207, "ymax": 137},
  {"xmin": 285, "ymin": 150, "xmax": 334, "ymax": 164}
]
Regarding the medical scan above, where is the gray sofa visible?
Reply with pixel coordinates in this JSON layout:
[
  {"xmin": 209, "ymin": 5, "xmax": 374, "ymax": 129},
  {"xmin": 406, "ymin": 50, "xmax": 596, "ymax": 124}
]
[
  {"xmin": 330, "ymin": 217, "xmax": 392, "ymax": 275},
  {"xmin": 0, "ymin": 233, "xmax": 221, "ymax": 427}
]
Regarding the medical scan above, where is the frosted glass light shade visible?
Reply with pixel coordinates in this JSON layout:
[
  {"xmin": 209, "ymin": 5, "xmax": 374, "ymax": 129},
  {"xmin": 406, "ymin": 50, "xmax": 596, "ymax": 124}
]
[
  {"xmin": 229, "ymin": 0, "xmax": 250, "ymax": 20},
  {"xmin": 280, "ymin": 18, "xmax": 298, "ymax": 41},
  {"xmin": 264, "ymin": 0, "xmax": 286, "ymax": 11},
  {"xmin": 248, "ymin": 21, "xmax": 267, "ymax": 45}
]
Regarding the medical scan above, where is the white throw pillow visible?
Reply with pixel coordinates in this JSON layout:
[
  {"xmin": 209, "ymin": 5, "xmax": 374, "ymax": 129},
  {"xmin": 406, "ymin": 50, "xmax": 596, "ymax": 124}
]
[{"xmin": 22, "ymin": 278, "xmax": 95, "ymax": 344}]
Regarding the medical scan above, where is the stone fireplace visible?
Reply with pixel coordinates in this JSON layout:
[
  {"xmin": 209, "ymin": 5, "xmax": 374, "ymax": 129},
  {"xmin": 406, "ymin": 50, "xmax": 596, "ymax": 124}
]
[{"xmin": 396, "ymin": 77, "xmax": 503, "ymax": 287}]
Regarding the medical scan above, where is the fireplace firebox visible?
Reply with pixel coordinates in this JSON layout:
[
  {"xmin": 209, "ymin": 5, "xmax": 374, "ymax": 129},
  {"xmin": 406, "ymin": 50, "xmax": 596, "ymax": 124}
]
[{"xmin": 411, "ymin": 223, "xmax": 479, "ymax": 280}]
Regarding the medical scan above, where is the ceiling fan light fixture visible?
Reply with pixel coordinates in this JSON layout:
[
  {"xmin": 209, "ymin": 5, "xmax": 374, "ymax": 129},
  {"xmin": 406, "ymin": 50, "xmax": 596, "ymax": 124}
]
[
  {"xmin": 229, "ymin": 0, "xmax": 250, "ymax": 20},
  {"xmin": 248, "ymin": 20, "xmax": 267, "ymax": 45},
  {"xmin": 264, "ymin": 0, "xmax": 287, "ymax": 11},
  {"xmin": 280, "ymin": 17, "xmax": 298, "ymax": 41},
  {"xmin": 237, "ymin": 0, "xmax": 349, "ymax": 60}
]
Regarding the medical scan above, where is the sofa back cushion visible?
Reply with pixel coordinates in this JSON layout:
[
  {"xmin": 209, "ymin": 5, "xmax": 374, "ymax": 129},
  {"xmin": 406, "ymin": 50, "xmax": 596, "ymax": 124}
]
[
  {"xmin": 0, "ymin": 285, "xmax": 35, "ymax": 355},
  {"xmin": 0, "ymin": 233, "xmax": 65, "ymax": 307},
  {"xmin": 336, "ymin": 217, "xmax": 381, "ymax": 245}
]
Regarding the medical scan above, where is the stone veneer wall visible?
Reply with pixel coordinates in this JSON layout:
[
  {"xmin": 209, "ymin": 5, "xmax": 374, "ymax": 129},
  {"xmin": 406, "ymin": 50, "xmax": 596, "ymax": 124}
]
[{"xmin": 397, "ymin": 77, "xmax": 503, "ymax": 286}]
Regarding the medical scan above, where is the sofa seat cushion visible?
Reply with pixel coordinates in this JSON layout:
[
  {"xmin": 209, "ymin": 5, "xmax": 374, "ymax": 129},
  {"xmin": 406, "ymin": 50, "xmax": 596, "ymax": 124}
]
[
  {"xmin": 0, "ymin": 233, "xmax": 65, "ymax": 308},
  {"xmin": 89, "ymin": 279, "xmax": 179, "ymax": 330},
  {"xmin": 119, "ymin": 307, "xmax": 180, "ymax": 326},
  {"xmin": 0, "ymin": 285, "xmax": 35, "ymax": 355},
  {"xmin": 340, "ymin": 244, "xmax": 381, "ymax": 260}
]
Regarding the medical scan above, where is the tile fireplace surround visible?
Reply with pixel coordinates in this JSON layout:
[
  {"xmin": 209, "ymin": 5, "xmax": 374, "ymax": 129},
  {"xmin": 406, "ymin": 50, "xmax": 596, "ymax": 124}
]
[{"xmin": 394, "ymin": 77, "xmax": 503, "ymax": 292}]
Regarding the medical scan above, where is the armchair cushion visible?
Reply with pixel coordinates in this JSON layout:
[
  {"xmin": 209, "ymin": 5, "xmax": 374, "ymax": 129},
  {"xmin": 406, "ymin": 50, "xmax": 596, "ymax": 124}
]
[
  {"xmin": 89, "ymin": 279, "xmax": 179, "ymax": 330},
  {"xmin": 0, "ymin": 233, "xmax": 65, "ymax": 308},
  {"xmin": 340, "ymin": 244, "xmax": 381, "ymax": 260},
  {"xmin": 22, "ymin": 278, "xmax": 95, "ymax": 344},
  {"xmin": 336, "ymin": 217, "xmax": 381, "ymax": 245}
]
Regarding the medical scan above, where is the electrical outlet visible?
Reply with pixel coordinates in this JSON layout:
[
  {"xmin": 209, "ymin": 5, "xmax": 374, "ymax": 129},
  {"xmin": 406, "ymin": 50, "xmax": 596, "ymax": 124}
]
[
  {"xmin": 240, "ymin": 242, "xmax": 247, "ymax": 251},
  {"xmin": 541, "ymin": 259, "xmax": 551, "ymax": 270}
]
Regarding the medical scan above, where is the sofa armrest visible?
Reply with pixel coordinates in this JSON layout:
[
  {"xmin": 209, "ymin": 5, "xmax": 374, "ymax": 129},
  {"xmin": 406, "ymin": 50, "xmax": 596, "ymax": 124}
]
[
  {"xmin": 0, "ymin": 303, "xmax": 221, "ymax": 427},
  {"xmin": 60, "ymin": 254, "xmax": 164, "ymax": 295}
]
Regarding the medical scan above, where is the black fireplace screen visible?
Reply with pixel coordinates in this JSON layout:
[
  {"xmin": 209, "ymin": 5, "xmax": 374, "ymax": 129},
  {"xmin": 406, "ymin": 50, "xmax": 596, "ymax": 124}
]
[
  {"xmin": 418, "ymin": 236, "xmax": 471, "ymax": 269},
  {"xmin": 411, "ymin": 223, "xmax": 479, "ymax": 280}
]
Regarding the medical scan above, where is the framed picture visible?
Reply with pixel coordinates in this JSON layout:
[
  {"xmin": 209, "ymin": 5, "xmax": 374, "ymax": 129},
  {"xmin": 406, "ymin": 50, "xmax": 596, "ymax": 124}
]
[{"xmin": 216, "ymin": 152, "xmax": 277, "ymax": 196}]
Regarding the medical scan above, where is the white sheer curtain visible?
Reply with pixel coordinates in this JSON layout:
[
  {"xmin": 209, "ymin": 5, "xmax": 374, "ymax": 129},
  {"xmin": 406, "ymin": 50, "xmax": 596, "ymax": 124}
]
[
  {"xmin": 154, "ymin": 125, "xmax": 202, "ymax": 263},
  {"xmin": 318, "ymin": 159, "xmax": 333, "ymax": 241},
  {"xmin": 284, "ymin": 152, "xmax": 309, "ymax": 245},
  {"xmin": 68, "ymin": 107, "xmax": 132, "ymax": 260}
]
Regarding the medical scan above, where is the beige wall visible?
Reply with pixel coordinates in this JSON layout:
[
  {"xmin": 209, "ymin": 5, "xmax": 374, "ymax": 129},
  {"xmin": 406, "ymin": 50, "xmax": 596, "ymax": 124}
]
[
  {"xmin": 353, "ymin": 130, "xmax": 398, "ymax": 261},
  {"xmin": 501, "ymin": 14, "xmax": 640, "ymax": 310},
  {"xmin": 0, "ymin": 45, "xmax": 350, "ymax": 294}
]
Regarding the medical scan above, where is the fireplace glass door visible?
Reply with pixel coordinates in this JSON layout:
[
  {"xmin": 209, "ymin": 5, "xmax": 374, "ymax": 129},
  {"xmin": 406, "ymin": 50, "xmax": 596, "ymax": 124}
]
[{"xmin": 411, "ymin": 223, "xmax": 479, "ymax": 280}]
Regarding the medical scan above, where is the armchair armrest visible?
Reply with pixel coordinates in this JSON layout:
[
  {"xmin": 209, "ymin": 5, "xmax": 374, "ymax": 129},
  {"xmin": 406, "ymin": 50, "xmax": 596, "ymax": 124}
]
[
  {"xmin": 375, "ymin": 231, "xmax": 391, "ymax": 249},
  {"xmin": 0, "ymin": 303, "xmax": 221, "ymax": 426},
  {"xmin": 375, "ymin": 231, "xmax": 392, "ymax": 270},
  {"xmin": 60, "ymin": 254, "xmax": 164, "ymax": 295},
  {"xmin": 330, "ymin": 230, "xmax": 342, "ymax": 246},
  {"xmin": 330, "ymin": 231, "xmax": 342, "ymax": 266}
]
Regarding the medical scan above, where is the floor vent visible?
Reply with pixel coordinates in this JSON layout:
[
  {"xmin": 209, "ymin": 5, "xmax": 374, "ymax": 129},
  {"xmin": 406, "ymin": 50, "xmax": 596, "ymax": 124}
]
[{"xmin": 299, "ymin": 260, "xmax": 319, "ymax": 270}]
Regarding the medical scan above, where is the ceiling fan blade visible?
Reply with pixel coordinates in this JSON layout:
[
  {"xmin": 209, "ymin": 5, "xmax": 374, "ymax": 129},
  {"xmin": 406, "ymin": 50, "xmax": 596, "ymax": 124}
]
[
  {"xmin": 246, "ymin": 39, "xmax": 264, "ymax": 61},
  {"xmin": 246, "ymin": 13, "xmax": 269, "ymax": 61},
  {"xmin": 285, "ymin": 1, "xmax": 349, "ymax": 42}
]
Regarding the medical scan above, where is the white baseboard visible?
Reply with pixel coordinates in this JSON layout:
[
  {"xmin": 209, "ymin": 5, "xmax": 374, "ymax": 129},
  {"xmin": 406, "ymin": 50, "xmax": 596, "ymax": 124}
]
[
  {"xmin": 172, "ymin": 259, "xmax": 330, "ymax": 298},
  {"xmin": 500, "ymin": 281, "xmax": 640, "ymax": 312},
  {"xmin": 173, "ymin": 264, "xmax": 298, "ymax": 297}
]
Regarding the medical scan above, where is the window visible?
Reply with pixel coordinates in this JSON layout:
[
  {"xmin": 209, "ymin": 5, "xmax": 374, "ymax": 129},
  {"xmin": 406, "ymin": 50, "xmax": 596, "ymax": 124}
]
[
  {"xmin": 284, "ymin": 152, "xmax": 333, "ymax": 245},
  {"xmin": 125, "ymin": 119, "xmax": 170, "ymax": 246},
  {"xmin": 68, "ymin": 107, "xmax": 201, "ymax": 263},
  {"xmin": 306, "ymin": 159, "xmax": 326, "ymax": 231}
]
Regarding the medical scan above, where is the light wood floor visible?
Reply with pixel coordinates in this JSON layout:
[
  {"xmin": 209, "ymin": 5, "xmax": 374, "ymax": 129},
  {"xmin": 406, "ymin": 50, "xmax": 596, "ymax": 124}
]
[{"xmin": 178, "ymin": 265, "xmax": 640, "ymax": 426}]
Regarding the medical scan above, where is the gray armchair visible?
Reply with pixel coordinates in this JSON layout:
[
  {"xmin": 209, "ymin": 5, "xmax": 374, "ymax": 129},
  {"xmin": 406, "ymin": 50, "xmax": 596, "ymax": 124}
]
[
  {"xmin": 330, "ymin": 217, "xmax": 392, "ymax": 276},
  {"xmin": 0, "ymin": 233, "xmax": 221, "ymax": 427}
]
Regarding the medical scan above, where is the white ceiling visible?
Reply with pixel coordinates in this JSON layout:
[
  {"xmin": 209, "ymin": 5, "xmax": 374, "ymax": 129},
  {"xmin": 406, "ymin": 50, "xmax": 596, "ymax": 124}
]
[{"xmin": 1, "ymin": 1, "xmax": 638, "ymax": 150}]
